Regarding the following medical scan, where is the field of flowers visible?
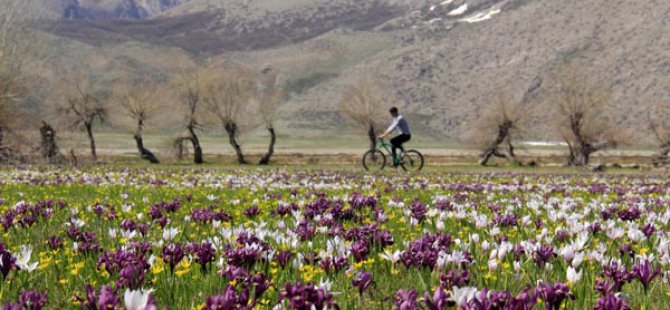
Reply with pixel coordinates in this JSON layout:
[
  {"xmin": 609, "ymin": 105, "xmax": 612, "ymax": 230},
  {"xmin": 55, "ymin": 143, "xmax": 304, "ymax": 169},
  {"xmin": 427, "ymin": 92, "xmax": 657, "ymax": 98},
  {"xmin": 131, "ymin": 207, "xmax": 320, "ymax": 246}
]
[{"xmin": 1, "ymin": 166, "xmax": 669, "ymax": 309}]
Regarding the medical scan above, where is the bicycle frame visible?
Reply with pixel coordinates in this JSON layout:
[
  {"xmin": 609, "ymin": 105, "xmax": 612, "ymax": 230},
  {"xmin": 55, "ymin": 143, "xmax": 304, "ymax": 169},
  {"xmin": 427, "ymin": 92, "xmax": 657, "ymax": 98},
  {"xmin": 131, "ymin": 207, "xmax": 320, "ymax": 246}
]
[{"xmin": 377, "ymin": 139, "xmax": 402, "ymax": 163}]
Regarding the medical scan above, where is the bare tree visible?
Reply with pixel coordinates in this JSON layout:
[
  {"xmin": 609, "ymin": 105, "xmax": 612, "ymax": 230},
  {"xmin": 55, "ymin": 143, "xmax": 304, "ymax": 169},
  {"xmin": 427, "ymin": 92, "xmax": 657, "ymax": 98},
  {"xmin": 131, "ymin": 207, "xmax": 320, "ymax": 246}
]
[
  {"xmin": 0, "ymin": 0, "xmax": 52, "ymax": 160},
  {"xmin": 647, "ymin": 102, "xmax": 670, "ymax": 166},
  {"xmin": 203, "ymin": 66, "xmax": 255, "ymax": 165},
  {"xmin": 339, "ymin": 80, "xmax": 384, "ymax": 151},
  {"xmin": 115, "ymin": 79, "xmax": 161, "ymax": 164},
  {"xmin": 174, "ymin": 73, "xmax": 204, "ymax": 164},
  {"xmin": 56, "ymin": 76, "xmax": 107, "ymax": 161},
  {"xmin": 472, "ymin": 93, "xmax": 529, "ymax": 166},
  {"xmin": 547, "ymin": 63, "xmax": 622, "ymax": 166},
  {"xmin": 257, "ymin": 66, "xmax": 283, "ymax": 165}
]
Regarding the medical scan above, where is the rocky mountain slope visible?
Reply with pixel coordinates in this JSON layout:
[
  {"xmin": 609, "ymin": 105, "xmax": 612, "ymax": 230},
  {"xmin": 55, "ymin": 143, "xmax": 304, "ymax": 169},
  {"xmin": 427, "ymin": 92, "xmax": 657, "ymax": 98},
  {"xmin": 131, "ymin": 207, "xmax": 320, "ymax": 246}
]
[{"xmin": 30, "ymin": 0, "xmax": 670, "ymax": 144}]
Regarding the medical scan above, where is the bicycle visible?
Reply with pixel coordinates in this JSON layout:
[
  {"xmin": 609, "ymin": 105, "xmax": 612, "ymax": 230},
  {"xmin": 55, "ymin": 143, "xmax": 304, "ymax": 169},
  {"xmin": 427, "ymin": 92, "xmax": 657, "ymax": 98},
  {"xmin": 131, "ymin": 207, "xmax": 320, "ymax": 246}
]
[{"xmin": 362, "ymin": 138, "xmax": 424, "ymax": 171}]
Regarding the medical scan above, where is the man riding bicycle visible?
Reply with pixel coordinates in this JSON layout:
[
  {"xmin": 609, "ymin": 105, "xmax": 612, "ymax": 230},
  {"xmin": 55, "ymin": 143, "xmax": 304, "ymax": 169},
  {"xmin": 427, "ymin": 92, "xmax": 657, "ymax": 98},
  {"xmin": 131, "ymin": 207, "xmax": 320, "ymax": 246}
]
[{"xmin": 378, "ymin": 107, "xmax": 411, "ymax": 166}]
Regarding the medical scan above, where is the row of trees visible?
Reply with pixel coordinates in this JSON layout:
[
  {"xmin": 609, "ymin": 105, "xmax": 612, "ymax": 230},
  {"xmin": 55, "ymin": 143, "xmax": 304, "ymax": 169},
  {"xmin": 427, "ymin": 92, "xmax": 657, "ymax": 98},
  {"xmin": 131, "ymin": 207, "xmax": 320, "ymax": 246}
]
[{"xmin": 44, "ymin": 64, "xmax": 283, "ymax": 165}]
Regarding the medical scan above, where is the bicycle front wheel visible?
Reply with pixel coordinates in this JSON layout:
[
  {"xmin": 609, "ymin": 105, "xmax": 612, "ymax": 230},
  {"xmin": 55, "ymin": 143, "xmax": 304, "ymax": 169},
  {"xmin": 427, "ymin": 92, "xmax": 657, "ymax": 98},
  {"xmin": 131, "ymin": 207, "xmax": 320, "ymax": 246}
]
[
  {"xmin": 362, "ymin": 149, "xmax": 386, "ymax": 171},
  {"xmin": 401, "ymin": 150, "xmax": 424, "ymax": 172}
]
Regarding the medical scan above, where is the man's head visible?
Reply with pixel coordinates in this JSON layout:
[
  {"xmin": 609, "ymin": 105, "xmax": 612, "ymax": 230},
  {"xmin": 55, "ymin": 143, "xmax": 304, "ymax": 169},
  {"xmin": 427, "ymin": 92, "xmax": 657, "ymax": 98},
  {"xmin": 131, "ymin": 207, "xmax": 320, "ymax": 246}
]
[{"xmin": 389, "ymin": 107, "xmax": 399, "ymax": 117}]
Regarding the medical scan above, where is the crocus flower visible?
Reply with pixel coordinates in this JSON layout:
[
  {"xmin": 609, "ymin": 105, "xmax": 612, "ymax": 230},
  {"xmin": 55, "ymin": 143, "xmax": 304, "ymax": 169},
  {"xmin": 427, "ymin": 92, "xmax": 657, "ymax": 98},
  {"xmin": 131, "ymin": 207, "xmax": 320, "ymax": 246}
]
[
  {"xmin": 535, "ymin": 281, "xmax": 574, "ymax": 310},
  {"xmin": 123, "ymin": 288, "xmax": 154, "ymax": 310},
  {"xmin": 424, "ymin": 287, "xmax": 453, "ymax": 310},
  {"xmin": 593, "ymin": 294, "xmax": 631, "ymax": 310},
  {"xmin": 352, "ymin": 271, "xmax": 373, "ymax": 296},
  {"xmin": 161, "ymin": 243, "xmax": 185, "ymax": 273},
  {"xmin": 631, "ymin": 259, "xmax": 661, "ymax": 290},
  {"xmin": 0, "ymin": 243, "xmax": 16, "ymax": 280},
  {"xmin": 393, "ymin": 289, "xmax": 418, "ymax": 310},
  {"xmin": 15, "ymin": 245, "xmax": 38, "ymax": 272},
  {"xmin": 18, "ymin": 290, "xmax": 48, "ymax": 310}
]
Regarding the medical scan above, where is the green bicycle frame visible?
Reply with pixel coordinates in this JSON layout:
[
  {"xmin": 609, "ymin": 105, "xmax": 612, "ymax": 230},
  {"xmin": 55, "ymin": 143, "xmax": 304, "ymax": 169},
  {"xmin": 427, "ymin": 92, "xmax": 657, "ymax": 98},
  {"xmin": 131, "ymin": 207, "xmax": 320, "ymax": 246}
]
[{"xmin": 378, "ymin": 139, "xmax": 402, "ymax": 164}]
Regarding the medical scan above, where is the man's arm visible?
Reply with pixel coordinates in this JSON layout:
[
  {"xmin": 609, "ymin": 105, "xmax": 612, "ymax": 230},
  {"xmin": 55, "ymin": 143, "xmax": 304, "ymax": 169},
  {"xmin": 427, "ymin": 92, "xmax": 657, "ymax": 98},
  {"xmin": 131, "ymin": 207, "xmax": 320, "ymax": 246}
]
[{"xmin": 379, "ymin": 117, "xmax": 399, "ymax": 138}]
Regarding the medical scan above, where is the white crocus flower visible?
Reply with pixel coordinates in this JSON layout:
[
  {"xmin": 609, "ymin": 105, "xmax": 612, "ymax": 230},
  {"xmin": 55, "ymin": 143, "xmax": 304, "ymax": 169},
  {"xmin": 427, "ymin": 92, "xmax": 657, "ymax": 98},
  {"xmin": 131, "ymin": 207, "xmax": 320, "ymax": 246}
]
[
  {"xmin": 124, "ymin": 288, "xmax": 154, "ymax": 310},
  {"xmin": 162, "ymin": 227, "xmax": 180, "ymax": 242},
  {"xmin": 109, "ymin": 229, "xmax": 118, "ymax": 239},
  {"xmin": 379, "ymin": 250, "xmax": 402, "ymax": 263},
  {"xmin": 567, "ymin": 267, "xmax": 582, "ymax": 283},
  {"xmin": 572, "ymin": 252, "xmax": 585, "ymax": 268},
  {"xmin": 451, "ymin": 287, "xmax": 478, "ymax": 307},
  {"xmin": 15, "ymin": 245, "xmax": 38, "ymax": 272}
]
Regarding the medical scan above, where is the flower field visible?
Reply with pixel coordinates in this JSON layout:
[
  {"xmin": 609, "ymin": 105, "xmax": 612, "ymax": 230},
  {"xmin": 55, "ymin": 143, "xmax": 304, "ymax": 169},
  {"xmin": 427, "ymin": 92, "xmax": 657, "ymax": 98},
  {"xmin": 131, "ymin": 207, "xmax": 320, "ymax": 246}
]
[{"xmin": 1, "ymin": 167, "xmax": 670, "ymax": 309}]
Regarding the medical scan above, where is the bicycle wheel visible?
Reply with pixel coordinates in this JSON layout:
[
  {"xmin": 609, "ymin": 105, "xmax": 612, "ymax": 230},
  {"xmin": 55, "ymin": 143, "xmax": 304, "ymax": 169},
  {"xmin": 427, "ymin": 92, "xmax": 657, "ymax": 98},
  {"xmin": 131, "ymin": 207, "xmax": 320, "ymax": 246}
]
[
  {"xmin": 362, "ymin": 149, "xmax": 386, "ymax": 171},
  {"xmin": 401, "ymin": 150, "xmax": 424, "ymax": 172}
]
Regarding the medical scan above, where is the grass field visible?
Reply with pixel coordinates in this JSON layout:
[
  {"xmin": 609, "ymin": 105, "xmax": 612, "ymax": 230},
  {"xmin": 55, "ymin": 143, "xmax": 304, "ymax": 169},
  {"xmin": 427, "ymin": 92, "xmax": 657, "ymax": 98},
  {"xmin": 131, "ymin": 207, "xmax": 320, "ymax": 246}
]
[{"xmin": 1, "ymin": 165, "xmax": 669, "ymax": 309}]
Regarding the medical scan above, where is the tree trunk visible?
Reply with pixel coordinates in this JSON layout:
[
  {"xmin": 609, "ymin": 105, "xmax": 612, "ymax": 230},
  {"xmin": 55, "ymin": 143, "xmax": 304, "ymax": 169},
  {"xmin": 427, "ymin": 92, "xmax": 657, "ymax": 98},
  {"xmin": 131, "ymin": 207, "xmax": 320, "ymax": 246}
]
[
  {"xmin": 134, "ymin": 121, "xmax": 159, "ymax": 164},
  {"xmin": 224, "ymin": 122, "xmax": 247, "ymax": 164},
  {"xmin": 39, "ymin": 122, "xmax": 60, "ymax": 164},
  {"xmin": 367, "ymin": 124, "xmax": 376, "ymax": 151},
  {"xmin": 188, "ymin": 124, "xmax": 203, "ymax": 164},
  {"xmin": 85, "ymin": 122, "xmax": 97, "ymax": 161},
  {"xmin": 479, "ymin": 121, "xmax": 519, "ymax": 166},
  {"xmin": 653, "ymin": 142, "xmax": 670, "ymax": 167},
  {"xmin": 259, "ymin": 126, "xmax": 276, "ymax": 165}
]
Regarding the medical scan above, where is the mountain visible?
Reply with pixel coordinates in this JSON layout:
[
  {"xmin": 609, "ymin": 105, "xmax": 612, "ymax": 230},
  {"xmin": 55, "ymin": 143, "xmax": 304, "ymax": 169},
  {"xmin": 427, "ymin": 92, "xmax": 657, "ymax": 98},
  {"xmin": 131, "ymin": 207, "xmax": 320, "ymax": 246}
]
[
  {"xmin": 47, "ymin": 0, "xmax": 192, "ymax": 19},
  {"xmin": 28, "ymin": 0, "xmax": 670, "ymax": 144}
]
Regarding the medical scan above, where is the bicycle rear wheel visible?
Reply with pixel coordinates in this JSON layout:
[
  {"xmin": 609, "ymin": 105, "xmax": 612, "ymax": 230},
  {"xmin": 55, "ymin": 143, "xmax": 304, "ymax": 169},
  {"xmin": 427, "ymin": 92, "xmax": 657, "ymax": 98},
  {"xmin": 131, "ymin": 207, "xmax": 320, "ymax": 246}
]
[
  {"xmin": 362, "ymin": 149, "xmax": 386, "ymax": 171},
  {"xmin": 401, "ymin": 150, "xmax": 424, "ymax": 172}
]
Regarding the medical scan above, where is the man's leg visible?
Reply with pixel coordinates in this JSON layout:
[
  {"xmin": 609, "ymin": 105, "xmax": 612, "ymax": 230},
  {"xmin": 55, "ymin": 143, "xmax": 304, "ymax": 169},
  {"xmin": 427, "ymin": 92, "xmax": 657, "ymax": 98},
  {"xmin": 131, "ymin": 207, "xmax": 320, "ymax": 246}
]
[{"xmin": 390, "ymin": 135, "xmax": 402, "ymax": 162}]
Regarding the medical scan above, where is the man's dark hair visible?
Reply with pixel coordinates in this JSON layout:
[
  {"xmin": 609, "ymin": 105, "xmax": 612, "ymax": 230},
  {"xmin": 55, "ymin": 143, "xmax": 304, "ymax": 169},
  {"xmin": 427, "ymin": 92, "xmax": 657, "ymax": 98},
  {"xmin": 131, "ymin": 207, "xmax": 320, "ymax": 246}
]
[{"xmin": 389, "ymin": 107, "xmax": 398, "ymax": 114}]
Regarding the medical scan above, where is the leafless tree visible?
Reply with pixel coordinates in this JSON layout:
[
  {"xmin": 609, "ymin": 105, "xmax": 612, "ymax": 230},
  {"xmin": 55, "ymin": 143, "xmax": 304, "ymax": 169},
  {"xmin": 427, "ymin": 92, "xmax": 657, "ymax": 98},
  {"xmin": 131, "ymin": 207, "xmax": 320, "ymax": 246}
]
[
  {"xmin": 203, "ymin": 66, "xmax": 255, "ymax": 165},
  {"xmin": 547, "ymin": 63, "xmax": 623, "ymax": 166},
  {"xmin": 257, "ymin": 66, "xmax": 283, "ymax": 165},
  {"xmin": 0, "ymin": 0, "xmax": 52, "ymax": 160},
  {"xmin": 339, "ymin": 80, "xmax": 384, "ymax": 151},
  {"xmin": 56, "ymin": 74, "xmax": 107, "ymax": 161},
  {"xmin": 115, "ymin": 79, "xmax": 161, "ymax": 164},
  {"xmin": 647, "ymin": 102, "xmax": 670, "ymax": 166},
  {"xmin": 471, "ymin": 93, "xmax": 529, "ymax": 166},
  {"xmin": 174, "ymin": 72, "xmax": 204, "ymax": 164}
]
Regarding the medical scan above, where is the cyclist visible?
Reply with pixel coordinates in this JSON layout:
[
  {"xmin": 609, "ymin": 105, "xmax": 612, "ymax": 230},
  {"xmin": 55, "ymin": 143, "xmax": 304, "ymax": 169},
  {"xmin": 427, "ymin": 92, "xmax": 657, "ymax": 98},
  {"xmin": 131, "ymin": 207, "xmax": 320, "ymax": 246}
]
[{"xmin": 378, "ymin": 107, "xmax": 411, "ymax": 166}]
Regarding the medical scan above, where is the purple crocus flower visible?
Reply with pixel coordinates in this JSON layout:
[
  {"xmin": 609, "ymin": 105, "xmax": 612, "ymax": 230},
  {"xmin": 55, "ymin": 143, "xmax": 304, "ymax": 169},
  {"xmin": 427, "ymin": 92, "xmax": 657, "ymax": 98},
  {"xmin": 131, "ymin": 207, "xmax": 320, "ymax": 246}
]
[
  {"xmin": 409, "ymin": 202, "xmax": 427, "ymax": 222},
  {"xmin": 278, "ymin": 281, "xmax": 338, "ymax": 310},
  {"xmin": 351, "ymin": 240, "xmax": 370, "ymax": 262},
  {"xmin": 47, "ymin": 236, "xmax": 63, "ymax": 251},
  {"xmin": 188, "ymin": 242, "xmax": 216, "ymax": 273},
  {"xmin": 161, "ymin": 243, "xmax": 185, "ymax": 273},
  {"xmin": 535, "ymin": 282, "xmax": 574, "ymax": 310},
  {"xmin": 509, "ymin": 287, "xmax": 537, "ymax": 310},
  {"xmin": 595, "ymin": 278, "xmax": 617, "ymax": 296},
  {"xmin": 205, "ymin": 286, "xmax": 254, "ymax": 310},
  {"xmin": 393, "ymin": 289, "xmax": 418, "ymax": 310},
  {"xmin": 601, "ymin": 261, "xmax": 633, "ymax": 292},
  {"xmin": 98, "ymin": 285, "xmax": 120, "ymax": 309},
  {"xmin": 243, "ymin": 206, "xmax": 260, "ymax": 218},
  {"xmin": 18, "ymin": 290, "xmax": 48, "ymax": 310},
  {"xmin": 276, "ymin": 250, "xmax": 294, "ymax": 268},
  {"xmin": 2, "ymin": 301, "xmax": 21, "ymax": 310},
  {"xmin": 533, "ymin": 245, "xmax": 555, "ymax": 269},
  {"xmin": 593, "ymin": 294, "xmax": 631, "ymax": 310},
  {"xmin": 352, "ymin": 271, "xmax": 373, "ymax": 296},
  {"xmin": 73, "ymin": 284, "xmax": 97, "ymax": 309},
  {"xmin": 0, "ymin": 243, "xmax": 16, "ymax": 280},
  {"xmin": 641, "ymin": 224, "xmax": 655, "ymax": 239},
  {"xmin": 631, "ymin": 259, "xmax": 660, "ymax": 290},
  {"xmin": 440, "ymin": 270, "xmax": 469, "ymax": 289},
  {"xmin": 423, "ymin": 287, "xmax": 453, "ymax": 310}
]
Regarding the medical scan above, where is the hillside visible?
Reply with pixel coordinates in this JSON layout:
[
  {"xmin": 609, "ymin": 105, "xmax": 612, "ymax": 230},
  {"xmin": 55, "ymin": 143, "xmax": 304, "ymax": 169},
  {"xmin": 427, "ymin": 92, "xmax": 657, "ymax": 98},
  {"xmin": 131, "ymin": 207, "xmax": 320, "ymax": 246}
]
[{"xmin": 30, "ymin": 0, "xmax": 670, "ymax": 145}]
